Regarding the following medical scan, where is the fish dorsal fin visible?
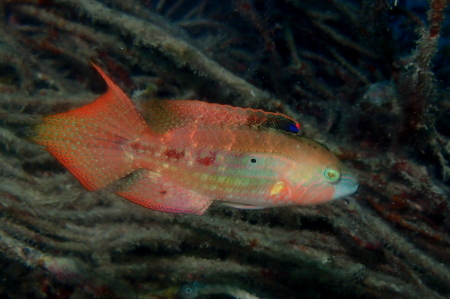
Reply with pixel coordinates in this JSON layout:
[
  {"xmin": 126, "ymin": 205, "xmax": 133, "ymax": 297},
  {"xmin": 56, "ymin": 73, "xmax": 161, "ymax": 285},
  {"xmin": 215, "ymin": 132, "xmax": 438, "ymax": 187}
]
[{"xmin": 141, "ymin": 100, "xmax": 300, "ymax": 134}]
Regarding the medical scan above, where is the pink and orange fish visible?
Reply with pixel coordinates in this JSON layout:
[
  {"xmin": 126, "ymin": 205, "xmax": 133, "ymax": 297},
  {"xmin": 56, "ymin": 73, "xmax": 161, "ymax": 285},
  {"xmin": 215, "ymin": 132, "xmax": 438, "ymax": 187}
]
[{"xmin": 31, "ymin": 64, "xmax": 358, "ymax": 215}]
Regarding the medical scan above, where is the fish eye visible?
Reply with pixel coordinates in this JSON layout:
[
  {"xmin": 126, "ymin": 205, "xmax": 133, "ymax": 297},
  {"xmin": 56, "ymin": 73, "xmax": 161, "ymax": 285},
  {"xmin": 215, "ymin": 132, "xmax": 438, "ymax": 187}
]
[{"xmin": 323, "ymin": 165, "xmax": 341, "ymax": 183}]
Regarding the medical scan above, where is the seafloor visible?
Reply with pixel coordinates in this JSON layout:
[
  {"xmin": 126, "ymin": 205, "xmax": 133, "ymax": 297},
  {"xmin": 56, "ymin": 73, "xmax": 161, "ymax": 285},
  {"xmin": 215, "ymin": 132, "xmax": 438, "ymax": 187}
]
[{"xmin": 0, "ymin": 0, "xmax": 449, "ymax": 298}]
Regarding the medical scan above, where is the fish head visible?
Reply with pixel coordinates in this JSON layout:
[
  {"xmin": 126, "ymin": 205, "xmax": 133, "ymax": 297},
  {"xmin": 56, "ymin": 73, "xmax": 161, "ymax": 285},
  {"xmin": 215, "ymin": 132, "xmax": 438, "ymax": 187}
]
[{"xmin": 288, "ymin": 138, "xmax": 358, "ymax": 205}]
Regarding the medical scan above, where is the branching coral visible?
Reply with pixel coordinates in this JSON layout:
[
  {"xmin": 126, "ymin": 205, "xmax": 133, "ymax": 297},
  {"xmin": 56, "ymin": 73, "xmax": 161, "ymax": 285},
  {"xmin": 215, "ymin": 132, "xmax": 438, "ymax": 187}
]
[{"xmin": 0, "ymin": 0, "xmax": 449, "ymax": 298}]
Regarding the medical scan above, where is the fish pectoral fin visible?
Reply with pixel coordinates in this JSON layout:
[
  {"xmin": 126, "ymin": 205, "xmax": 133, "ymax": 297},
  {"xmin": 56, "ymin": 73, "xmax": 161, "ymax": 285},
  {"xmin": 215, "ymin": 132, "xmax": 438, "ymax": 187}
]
[
  {"xmin": 115, "ymin": 169, "xmax": 212, "ymax": 215},
  {"xmin": 221, "ymin": 202, "xmax": 266, "ymax": 210}
]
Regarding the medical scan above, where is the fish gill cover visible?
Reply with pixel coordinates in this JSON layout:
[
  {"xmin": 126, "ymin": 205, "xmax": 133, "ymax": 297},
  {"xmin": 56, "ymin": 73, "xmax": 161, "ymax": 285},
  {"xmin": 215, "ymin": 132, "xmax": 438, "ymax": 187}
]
[{"xmin": 0, "ymin": 0, "xmax": 449, "ymax": 298}]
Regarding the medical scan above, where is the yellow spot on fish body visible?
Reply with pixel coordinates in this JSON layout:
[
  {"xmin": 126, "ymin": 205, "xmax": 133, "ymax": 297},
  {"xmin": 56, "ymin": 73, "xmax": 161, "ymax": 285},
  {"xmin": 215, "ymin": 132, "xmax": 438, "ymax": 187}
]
[{"xmin": 270, "ymin": 180, "xmax": 285, "ymax": 195}]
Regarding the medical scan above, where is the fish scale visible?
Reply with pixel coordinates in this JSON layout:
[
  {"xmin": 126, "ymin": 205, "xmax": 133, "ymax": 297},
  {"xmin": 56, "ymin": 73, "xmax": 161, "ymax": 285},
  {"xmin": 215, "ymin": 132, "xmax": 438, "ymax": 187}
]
[
  {"xmin": 158, "ymin": 150, "xmax": 281, "ymax": 205},
  {"xmin": 30, "ymin": 63, "xmax": 358, "ymax": 215}
]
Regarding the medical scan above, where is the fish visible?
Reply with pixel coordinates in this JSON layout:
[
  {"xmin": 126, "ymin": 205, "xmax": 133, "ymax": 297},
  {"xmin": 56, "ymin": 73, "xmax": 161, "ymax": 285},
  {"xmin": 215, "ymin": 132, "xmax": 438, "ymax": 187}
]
[{"xmin": 30, "ymin": 64, "xmax": 358, "ymax": 215}]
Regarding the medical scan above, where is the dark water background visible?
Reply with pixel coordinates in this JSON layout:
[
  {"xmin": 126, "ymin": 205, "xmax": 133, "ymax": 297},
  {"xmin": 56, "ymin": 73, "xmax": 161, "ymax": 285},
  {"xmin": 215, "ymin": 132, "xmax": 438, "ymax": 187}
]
[{"xmin": 0, "ymin": 0, "xmax": 449, "ymax": 298}]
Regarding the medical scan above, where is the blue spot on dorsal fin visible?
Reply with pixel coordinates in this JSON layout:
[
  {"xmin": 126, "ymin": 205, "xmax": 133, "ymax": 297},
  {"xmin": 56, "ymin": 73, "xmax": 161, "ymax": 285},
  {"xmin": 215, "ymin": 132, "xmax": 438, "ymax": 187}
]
[{"xmin": 260, "ymin": 116, "xmax": 301, "ymax": 134}]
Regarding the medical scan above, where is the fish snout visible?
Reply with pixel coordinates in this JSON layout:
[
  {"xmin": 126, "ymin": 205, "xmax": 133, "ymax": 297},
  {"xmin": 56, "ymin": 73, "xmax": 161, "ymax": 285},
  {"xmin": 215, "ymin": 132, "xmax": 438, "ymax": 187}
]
[{"xmin": 331, "ymin": 169, "xmax": 358, "ymax": 200}]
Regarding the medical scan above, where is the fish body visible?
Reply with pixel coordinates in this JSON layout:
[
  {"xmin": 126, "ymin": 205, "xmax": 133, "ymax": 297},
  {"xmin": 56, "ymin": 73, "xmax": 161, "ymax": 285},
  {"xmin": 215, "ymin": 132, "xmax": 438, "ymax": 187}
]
[{"xmin": 31, "ymin": 64, "xmax": 358, "ymax": 215}]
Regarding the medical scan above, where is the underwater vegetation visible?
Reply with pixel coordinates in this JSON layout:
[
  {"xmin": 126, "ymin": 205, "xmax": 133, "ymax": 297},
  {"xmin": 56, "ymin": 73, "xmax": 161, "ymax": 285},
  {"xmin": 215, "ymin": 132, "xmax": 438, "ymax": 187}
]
[{"xmin": 0, "ymin": 0, "xmax": 449, "ymax": 298}]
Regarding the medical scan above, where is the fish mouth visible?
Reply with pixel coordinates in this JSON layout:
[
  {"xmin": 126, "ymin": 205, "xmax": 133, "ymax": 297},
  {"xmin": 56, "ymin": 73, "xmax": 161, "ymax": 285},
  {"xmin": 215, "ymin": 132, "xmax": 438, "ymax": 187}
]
[{"xmin": 332, "ymin": 170, "xmax": 359, "ymax": 200}]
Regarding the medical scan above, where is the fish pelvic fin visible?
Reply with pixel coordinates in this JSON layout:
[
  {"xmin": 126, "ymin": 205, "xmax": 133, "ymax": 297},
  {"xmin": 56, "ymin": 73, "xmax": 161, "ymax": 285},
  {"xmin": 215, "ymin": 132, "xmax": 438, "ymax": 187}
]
[
  {"xmin": 116, "ymin": 169, "xmax": 212, "ymax": 215},
  {"xmin": 30, "ymin": 64, "xmax": 150, "ymax": 191}
]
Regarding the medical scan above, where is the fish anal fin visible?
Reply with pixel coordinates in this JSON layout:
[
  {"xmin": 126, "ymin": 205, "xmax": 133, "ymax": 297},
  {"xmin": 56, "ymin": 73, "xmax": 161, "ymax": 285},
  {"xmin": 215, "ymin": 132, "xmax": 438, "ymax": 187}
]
[
  {"xmin": 116, "ymin": 169, "xmax": 212, "ymax": 215},
  {"xmin": 221, "ymin": 203, "xmax": 266, "ymax": 210},
  {"xmin": 141, "ymin": 100, "xmax": 300, "ymax": 134}
]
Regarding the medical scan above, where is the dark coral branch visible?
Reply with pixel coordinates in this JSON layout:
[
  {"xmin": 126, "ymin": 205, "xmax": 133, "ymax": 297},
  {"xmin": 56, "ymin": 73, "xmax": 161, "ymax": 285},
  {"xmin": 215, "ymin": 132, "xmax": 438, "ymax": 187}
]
[{"xmin": 397, "ymin": 0, "xmax": 448, "ymax": 142}]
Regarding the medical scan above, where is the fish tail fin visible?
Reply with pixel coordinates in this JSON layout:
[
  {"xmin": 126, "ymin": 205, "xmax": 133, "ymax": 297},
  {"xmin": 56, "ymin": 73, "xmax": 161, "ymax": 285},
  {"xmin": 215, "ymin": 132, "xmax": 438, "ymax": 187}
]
[{"xmin": 30, "ymin": 64, "xmax": 150, "ymax": 191}]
